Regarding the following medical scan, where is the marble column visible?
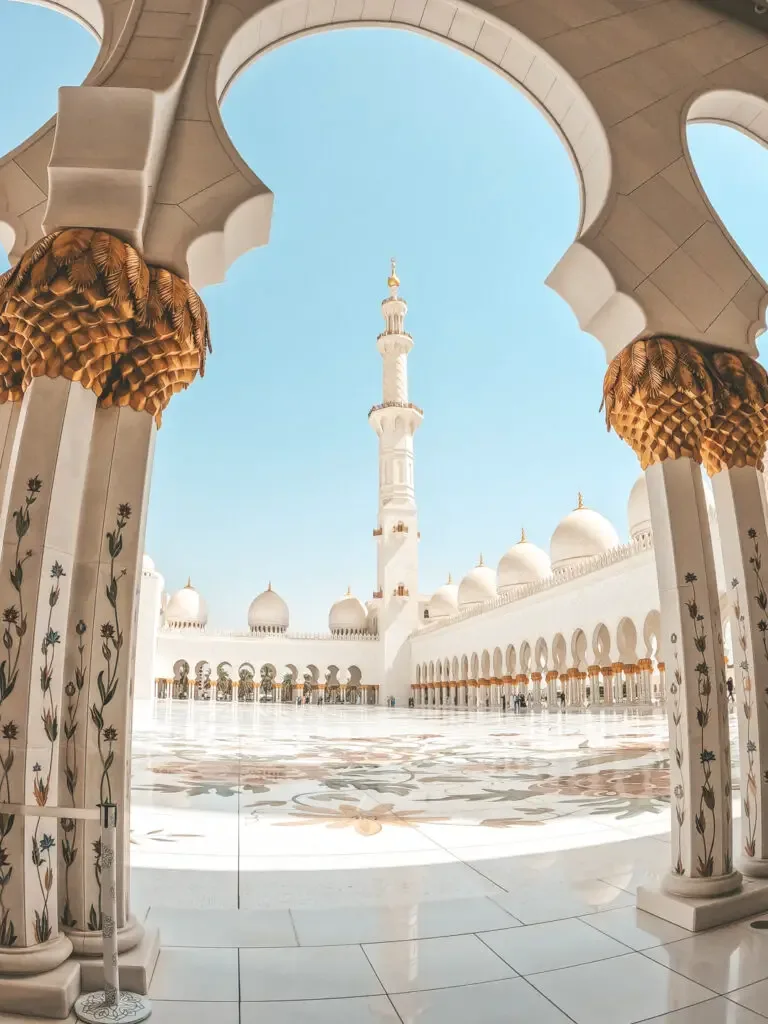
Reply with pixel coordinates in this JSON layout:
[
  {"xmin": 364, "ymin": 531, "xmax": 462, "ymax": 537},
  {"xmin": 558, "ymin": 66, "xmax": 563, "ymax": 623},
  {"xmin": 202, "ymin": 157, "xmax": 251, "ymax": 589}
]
[
  {"xmin": 657, "ymin": 661, "xmax": 666, "ymax": 702},
  {"xmin": 638, "ymin": 659, "xmax": 652, "ymax": 704},
  {"xmin": 59, "ymin": 407, "xmax": 155, "ymax": 950},
  {"xmin": 0, "ymin": 377, "xmax": 97, "ymax": 973},
  {"xmin": 530, "ymin": 672, "xmax": 541, "ymax": 706},
  {"xmin": 603, "ymin": 337, "xmax": 739, "ymax": 899},
  {"xmin": 601, "ymin": 666, "xmax": 614, "ymax": 705},
  {"xmin": 587, "ymin": 665, "xmax": 600, "ymax": 706},
  {"xmin": 702, "ymin": 354, "xmax": 768, "ymax": 876},
  {"xmin": 545, "ymin": 671, "xmax": 557, "ymax": 708}
]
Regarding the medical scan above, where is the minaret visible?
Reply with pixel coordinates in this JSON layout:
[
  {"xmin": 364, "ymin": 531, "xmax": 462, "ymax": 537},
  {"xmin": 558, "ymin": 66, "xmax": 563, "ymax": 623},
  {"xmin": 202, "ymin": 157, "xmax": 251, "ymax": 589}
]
[{"xmin": 369, "ymin": 260, "xmax": 423, "ymax": 702}]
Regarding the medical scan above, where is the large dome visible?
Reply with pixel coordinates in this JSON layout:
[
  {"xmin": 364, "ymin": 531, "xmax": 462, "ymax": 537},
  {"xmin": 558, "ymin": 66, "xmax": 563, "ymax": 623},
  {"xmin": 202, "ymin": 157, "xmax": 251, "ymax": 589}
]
[
  {"xmin": 550, "ymin": 496, "xmax": 620, "ymax": 572},
  {"xmin": 458, "ymin": 557, "xmax": 497, "ymax": 608},
  {"xmin": 248, "ymin": 584, "xmax": 289, "ymax": 634},
  {"xmin": 427, "ymin": 575, "xmax": 459, "ymax": 619},
  {"xmin": 627, "ymin": 475, "xmax": 652, "ymax": 541},
  {"xmin": 142, "ymin": 554, "xmax": 156, "ymax": 574},
  {"xmin": 497, "ymin": 530, "xmax": 551, "ymax": 591},
  {"xmin": 329, "ymin": 589, "xmax": 368, "ymax": 634},
  {"xmin": 165, "ymin": 579, "xmax": 208, "ymax": 630}
]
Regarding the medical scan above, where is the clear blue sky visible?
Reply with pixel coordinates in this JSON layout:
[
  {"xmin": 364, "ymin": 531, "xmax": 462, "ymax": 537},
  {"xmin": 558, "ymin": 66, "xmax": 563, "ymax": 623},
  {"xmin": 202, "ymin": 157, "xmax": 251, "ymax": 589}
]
[{"xmin": 1, "ymin": 3, "xmax": 767, "ymax": 630}]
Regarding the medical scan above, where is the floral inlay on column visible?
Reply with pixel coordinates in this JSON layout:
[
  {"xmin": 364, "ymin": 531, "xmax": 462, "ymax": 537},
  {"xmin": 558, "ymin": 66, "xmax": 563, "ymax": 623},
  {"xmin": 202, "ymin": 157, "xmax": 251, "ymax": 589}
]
[
  {"xmin": 61, "ymin": 619, "xmax": 87, "ymax": 929},
  {"xmin": 732, "ymin": 576, "xmax": 758, "ymax": 858},
  {"xmin": 0, "ymin": 476, "xmax": 42, "ymax": 946},
  {"xmin": 669, "ymin": 641, "xmax": 684, "ymax": 876}
]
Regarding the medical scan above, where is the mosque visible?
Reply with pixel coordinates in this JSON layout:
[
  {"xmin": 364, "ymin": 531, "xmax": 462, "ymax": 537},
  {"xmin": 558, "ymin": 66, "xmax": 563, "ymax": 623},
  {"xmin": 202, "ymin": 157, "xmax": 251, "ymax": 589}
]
[{"xmin": 138, "ymin": 265, "xmax": 736, "ymax": 709}]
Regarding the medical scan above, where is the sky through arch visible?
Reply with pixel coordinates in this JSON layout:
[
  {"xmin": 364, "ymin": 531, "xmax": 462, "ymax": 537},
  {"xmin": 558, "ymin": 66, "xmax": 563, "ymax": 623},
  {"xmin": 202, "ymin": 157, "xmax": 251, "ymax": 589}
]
[{"xmin": 0, "ymin": 4, "xmax": 767, "ymax": 630}]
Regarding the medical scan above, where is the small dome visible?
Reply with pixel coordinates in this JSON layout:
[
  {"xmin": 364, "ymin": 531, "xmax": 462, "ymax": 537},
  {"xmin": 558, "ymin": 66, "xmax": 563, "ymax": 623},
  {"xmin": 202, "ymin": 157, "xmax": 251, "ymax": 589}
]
[
  {"xmin": 329, "ymin": 589, "xmax": 368, "ymax": 634},
  {"xmin": 142, "ymin": 554, "xmax": 156, "ymax": 574},
  {"xmin": 497, "ymin": 530, "xmax": 551, "ymax": 590},
  {"xmin": 427, "ymin": 574, "xmax": 459, "ymax": 619},
  {"xmin": 165, "ymin": 579, "xmax": 208, "ymax": 630},
  {"xmin": 248, "ymin": 583, "xmax": 289, "ymax": 634},
  {"xmin": 627, "ymin": 475, "xmax": 652, "ymax": 540},
  {"xmin": 458, "ymin": 556, "xmax": 497, "ymax": 608},
  {"xmin": 551, "ymin": 494, "xmax": 620, "ymax": 571}
]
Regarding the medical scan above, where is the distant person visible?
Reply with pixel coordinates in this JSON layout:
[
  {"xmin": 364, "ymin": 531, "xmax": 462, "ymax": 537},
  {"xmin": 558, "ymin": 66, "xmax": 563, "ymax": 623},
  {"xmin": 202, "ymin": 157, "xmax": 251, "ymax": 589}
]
[{"xmin": 727, "ymin": 677, "xmax": 735, "ymax": 703}]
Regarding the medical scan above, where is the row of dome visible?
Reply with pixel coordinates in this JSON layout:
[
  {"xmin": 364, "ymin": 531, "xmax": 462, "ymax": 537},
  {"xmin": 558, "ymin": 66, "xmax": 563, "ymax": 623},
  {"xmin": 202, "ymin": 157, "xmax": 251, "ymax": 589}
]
[
  {"xmin": 156, "ymin": 569, "xmax": 374, "ymax": 635},
  {"xmin": 427, "ymin": 482, "xmax": 651, "ymax": 619},
  {"xmin": 153, "ymin": 478, "xmax": 653, "ymax": 632}
]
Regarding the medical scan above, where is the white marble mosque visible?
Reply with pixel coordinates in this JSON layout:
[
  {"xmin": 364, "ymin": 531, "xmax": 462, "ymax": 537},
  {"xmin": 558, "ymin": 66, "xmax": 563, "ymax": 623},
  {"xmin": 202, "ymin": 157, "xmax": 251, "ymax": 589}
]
[
  {"xmin": 139, "ymin": 266, "xmax": 727, "ymax": 718},
  {"xmin": 2, "ymin": 0, "xmax": 768, "ymax": 1020}
]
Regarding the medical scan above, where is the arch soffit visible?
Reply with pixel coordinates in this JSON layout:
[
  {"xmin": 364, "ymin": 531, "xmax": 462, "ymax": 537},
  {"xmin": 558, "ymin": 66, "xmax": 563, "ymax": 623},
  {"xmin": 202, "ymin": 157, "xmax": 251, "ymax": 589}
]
[{"xmin": 215, "ymin": 0, "xmax": 610, "ymax": 240}]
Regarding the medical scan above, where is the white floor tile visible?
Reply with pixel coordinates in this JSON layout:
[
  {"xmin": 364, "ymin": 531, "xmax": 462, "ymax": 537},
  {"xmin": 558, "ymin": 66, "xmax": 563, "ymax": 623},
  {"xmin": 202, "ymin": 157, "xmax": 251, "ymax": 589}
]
[
  {"xmin": 479, "ymin": 917, "xmax": 631, "ymax": 974},
  {"xmin": 489, "ymin": 878, "xmax": 635, "ymax": 924},
  {"xmin": 640, "ymin": 997, "xmax": 768, "ymax": 1022},
  {"xmin": 646, "ymin": 923, "xmax": 768, "ymax": 994},
  {"xmin": 133, "ymin": 862, "xmax": 238, "ymax": 910},
  {"xmin": 143, "ymin": 1002, "xmax": 240, "ymax": 1024},
  {"xmin": 362, "ymin": 933, "xmax": 515, "ymax": 994},
  {"xmin": 239, "ymin": 945, "xmax": 383, "ymax": 1001},
  {"xmin": 145, "ymin": 907, "xmax": 297, "ymax": 947},
  {"xmin": 240, "ymin": 996, "xmax": 401, "ymax": 1022},
  {"xmin": 528, "ymin": 951, "xmax": 716, "ymax": 1024},
  {"xmin": 581, "ymin": 906, "xmax": 691, "ymax": 950},
  {"xmin": 721, "ymin": 977, "xmax": 768, "ymax": 1016},
  {"xmin": 392, "ymin": 977, "xmax": 573, "ymax": 1023},
  {"xmin": 291, "ymin": 897, "xmax": 520, "ymax": 945},
  {"xmin": 148, "ymin": 948, "xmax": 239, "ymax": 1001}
]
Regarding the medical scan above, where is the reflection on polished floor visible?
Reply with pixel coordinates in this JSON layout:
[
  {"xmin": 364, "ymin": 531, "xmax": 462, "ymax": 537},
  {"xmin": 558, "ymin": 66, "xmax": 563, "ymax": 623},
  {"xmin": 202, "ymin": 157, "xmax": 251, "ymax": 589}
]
[{"xmin": 127, "ymin": 701, "xmax": 768, "ymax": 1023}]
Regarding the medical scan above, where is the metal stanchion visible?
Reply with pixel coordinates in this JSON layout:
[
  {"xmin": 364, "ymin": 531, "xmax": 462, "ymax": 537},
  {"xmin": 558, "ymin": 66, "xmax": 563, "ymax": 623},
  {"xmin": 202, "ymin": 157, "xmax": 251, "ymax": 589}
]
[{"xmin": 74, "ymin": 802, "xmax": 151, "ymax": 1023}]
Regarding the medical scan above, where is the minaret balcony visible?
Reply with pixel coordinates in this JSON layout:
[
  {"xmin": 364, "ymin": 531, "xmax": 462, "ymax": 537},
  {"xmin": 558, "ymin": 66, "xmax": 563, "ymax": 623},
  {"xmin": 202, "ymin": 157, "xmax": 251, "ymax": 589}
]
[
  {"xmin": 373, "ymin": 527, "xmax": 383, "ymax": 537},
  {"xmin": 372, "ymin": 589, "xmax": 383, "ymax": 599},
  {"xmin": 393, "ymin": 584, "xmax": 410, "ymax": 597},
  {"xmin": 393, "ymin": 521, "xmax": 409, "ymax": 534}
]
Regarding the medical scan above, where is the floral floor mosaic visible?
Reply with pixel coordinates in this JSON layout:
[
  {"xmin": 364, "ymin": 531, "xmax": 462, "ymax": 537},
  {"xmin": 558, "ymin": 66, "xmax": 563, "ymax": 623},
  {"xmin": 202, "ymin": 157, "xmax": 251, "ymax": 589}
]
[{"xmin": 123, "ymin": 702, "xmax": 766, "ymax": 1024}]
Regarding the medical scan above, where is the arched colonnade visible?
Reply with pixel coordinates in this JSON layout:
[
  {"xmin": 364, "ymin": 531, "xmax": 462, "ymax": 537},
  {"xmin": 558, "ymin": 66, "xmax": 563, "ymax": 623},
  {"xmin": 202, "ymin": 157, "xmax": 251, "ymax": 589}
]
[
  {"xmin": 0, "ymin": 0, "xmax": 766, "ymax": 1014},
  {"xmin": 413, "ymin": 611, "xmax": 665, "ymax": 708},
  {"xmin": 154, "ymin": 660, "xmax": 373, "ymax": 703}
]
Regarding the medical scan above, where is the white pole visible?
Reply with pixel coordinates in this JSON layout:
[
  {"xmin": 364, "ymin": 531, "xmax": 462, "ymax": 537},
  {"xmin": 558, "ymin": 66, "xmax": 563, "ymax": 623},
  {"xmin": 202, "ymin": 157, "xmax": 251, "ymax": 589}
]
[{"xmin": 74, "ymin": 802, "xmax": 151, "ymax": 1023}]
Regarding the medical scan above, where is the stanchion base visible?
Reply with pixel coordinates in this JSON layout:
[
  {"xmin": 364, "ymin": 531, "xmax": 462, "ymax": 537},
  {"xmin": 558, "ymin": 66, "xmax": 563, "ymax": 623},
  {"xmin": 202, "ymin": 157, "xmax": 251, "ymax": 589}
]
[{"xmin": 74, "ymin": 990, "xmax": 152, "ymax": 1022}]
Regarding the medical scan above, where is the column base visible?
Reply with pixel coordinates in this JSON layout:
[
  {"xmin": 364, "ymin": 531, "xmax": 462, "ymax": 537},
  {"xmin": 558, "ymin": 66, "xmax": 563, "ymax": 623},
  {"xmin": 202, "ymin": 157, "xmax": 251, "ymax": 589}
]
[
  {"xmin": 662, "ymin": 869, "xmax": 742, "ymax": 899},
  {"xmin": 0, "ymin": 935, "xmax": 73, "ymax": 977},
  {"xmin": 638, "ymin": 875, "xmax": 768, "ymax": 932},
  {"xmin": 741, "ymin": 856, "xmax": 768, "ymax": 879},
  {"xmin": 0, "ymin": 959, "xmax": 80, "ymax": 1019},
  {"xmin": 65, "ymin": 916, "xmax": 144, "ymax": 958},
  {"xmin": 77, "ymin": 926, "xmax": 159, "ymax": 996}
]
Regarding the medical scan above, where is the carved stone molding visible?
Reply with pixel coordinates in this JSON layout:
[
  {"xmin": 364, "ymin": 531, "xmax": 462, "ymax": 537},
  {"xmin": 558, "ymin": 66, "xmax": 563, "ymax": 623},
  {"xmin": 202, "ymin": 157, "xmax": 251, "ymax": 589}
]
[
  {"xmin": 602, "ymin": 337, "xmax": 716, "ymax": 470},
  {"xmin": 701, "ymin": 350, "xmax": 768, "ymax": 475},
  {"xmin": 0, "ymin": 229, "xmax": 210, "ymax": 422}
]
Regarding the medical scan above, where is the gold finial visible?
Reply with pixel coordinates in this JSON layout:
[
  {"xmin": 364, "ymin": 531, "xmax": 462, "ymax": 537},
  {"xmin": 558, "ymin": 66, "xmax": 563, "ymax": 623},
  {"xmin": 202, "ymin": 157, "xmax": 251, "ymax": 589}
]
[
  {"xmin": 346, "ymin": 585, "xmax": 352, "ymax": 596},
  {"xmin": 577, "ymin": 492, "xmax": 584, "ymax": 510},
  {"xmin": 387, "ymin": 257, "xmax": 400, "ymax": 290},
  {"xmin": 520, "ymin": 527, "xmax": 527, "ymax": 543},
  {"xmin": 267, "ymin": 581, "xmax": 272, "ymax": 592},
  {"xmin": 447, "ymin": 572, "xmax": 453, "ymax": 584},
  {"xmin": 478, "ymin": 553, "xmax": 484, "ymax": 567},
  {"xmin": 185, "ymin": 576, "xmax": 192, "ymax": 588}
]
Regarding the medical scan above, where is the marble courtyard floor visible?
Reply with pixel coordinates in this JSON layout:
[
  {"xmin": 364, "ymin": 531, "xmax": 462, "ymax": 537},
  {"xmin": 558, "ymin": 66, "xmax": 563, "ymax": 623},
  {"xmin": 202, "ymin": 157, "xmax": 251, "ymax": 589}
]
[{"xmin": 125, "ymin": 701, "xmax": 768, "ymax": 1024}]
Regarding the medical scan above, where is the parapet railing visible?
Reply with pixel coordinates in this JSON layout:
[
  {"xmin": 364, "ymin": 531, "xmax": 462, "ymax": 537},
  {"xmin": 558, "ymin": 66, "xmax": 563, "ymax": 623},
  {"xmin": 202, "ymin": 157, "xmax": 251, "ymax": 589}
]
[
  {"xmin": 159, "ymin": 627, "xmax": 379, "ymax": 641},
  {"xmin": 368, "ymin": 401, "xmax": 424, "ymax": 417},
  {"xmin": 417, "ymin": 533, "xmax": 654, "ymax": 636}
]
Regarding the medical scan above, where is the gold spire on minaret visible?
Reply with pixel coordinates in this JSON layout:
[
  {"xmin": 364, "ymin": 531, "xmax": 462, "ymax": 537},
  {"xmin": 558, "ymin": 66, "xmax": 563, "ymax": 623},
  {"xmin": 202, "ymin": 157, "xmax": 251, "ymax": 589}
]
[
  {"xmin": 447, "ymin": 572, "xmax": 453, "ymax": 584},
  {"xmin": 387, "ymin": 257, "xmax": 400, "ymax": 291},
  {"xmin": 577, "ymin": 492, "xmax": 584, "ymax": 510},
  {"xmin": 185, "ymin": 576, "xmax": 192, "ymax": 588},
  {"xmin": 478, "ymin": 553, "xmax": 484, "ymax": 566},
  {"xmin": 520, "ymin": 527, "xmax": 527, "ymax": 543}
]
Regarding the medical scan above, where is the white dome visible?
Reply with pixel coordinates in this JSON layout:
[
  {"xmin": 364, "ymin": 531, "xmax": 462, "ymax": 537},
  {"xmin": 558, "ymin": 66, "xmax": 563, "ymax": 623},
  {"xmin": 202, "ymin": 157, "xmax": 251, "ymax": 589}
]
[
  {"xmin": 497, "ymin": 531, "xmax": 551, "ymax": 590},
  {"xmin": 329, "ymin": 590, "xmax": 368, "ymax": 634},
  {"xmin": 165, "ymin": 579, "xmax": 208, "ymax": 629},
  {"xmin": 627, "ymin": 475, "xmax": 652, "ymax": 540},
  {"xmin": 142, "ymin": 554, "xmax": 155, "ymax": 574},
  {"xmin": 458, "ymin": 558, "xmax": 497, "ymax": 608},
  {"xmin": 427, "ymin": 576, "xmax": 460, "ymax": 619},
  {"xmin": 551, "ymin": 497, "xmax": 620, "ymax": 571},
  {"xmin": 248, "ymin": 584, "xmax": 289, "ymax": 633}
]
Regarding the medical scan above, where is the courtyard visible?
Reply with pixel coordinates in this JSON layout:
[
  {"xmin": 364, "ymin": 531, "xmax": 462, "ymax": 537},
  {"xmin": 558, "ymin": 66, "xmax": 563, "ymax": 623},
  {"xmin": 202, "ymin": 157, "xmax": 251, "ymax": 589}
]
[{"xmin": 128, "ymin": 702, "xmax": 768, "ymax": 1024}]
